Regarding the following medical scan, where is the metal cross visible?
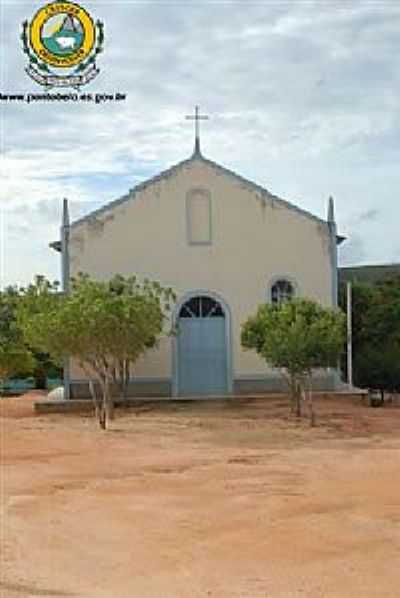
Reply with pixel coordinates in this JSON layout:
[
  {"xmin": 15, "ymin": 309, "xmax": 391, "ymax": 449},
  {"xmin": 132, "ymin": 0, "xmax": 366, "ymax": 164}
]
[{"xmin": 185, "ymin": 105, "xmax": 209, "ymax": 154}]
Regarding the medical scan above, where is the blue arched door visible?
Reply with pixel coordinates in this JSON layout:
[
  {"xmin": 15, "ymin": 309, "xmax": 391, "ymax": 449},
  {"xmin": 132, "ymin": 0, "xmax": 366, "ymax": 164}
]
[{"xmin": 177, "ymin": 295, "xmax": 228, "ymax": 396}]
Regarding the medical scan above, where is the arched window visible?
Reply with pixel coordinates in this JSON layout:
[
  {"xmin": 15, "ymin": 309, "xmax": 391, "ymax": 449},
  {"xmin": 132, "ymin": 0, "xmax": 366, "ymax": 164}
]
[
  {"xmin": 271, "ymin": 279, "xmax": 295, "ymax": 305},
  {"xmin": 179, "ymin": 295, "xmax": 225, "ymax": 318}
]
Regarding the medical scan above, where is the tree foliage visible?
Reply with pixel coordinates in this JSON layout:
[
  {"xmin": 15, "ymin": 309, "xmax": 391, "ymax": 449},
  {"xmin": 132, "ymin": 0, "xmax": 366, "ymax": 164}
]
[
  {"xmin": 340, "ymin": 277, "xmax": 400, "ymax": 394},
  {"xmin": 241, "ymin": 298, "xmax": 345, "ymax": 425},
  {"xmin": 0, "ymin": 287, "xmax": 35, "ymax": 393},
  {"xmin": 18, "ymin": 274, "xmax": 176, "ymax": 428}
]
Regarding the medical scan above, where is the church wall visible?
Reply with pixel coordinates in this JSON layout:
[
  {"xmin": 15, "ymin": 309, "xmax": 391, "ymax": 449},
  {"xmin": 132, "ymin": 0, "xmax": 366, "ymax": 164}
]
[{"xmin": 69, "ymin": 156, "xmax": 335, "ymax": 391}]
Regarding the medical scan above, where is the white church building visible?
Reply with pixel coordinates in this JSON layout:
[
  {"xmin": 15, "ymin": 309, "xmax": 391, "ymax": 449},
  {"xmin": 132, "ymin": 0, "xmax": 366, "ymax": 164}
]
[{"xmin": 53, "ymin": 115, "xmax": 343, "ymax": 398}]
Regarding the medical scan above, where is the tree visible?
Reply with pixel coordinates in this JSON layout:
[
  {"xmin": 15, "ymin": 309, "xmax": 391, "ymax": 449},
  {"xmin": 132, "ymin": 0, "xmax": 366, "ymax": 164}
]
[
  {"xmin": 339, "ymin": 280, "xmax": 373, "ymax": 383},
  {"xmin": 18, "ymin": 274, "xmax": 175, "ymax": 429},
  {"xmin": 341, "ymin": 277, "xmax": 400, "ymax": 397},
  {"xmin": 241, "ymin": 298, "xmax": 345, "ymax": 425},
  {"xmin": 0, "ymin": 288, "xmax": 35, "ymax": 394},
  {"xmin": 0, "ymin": 280, "xmax": 61, "ymax": 391},
  {"xmin": 0, "ymin": 345, "xmax": 35, "ymax": 394}
]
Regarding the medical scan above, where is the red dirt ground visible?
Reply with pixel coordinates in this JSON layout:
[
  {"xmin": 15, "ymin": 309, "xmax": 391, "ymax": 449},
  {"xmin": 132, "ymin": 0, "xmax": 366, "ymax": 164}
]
[{"xmin": 1, "ymin": 392, "xmax": 400, "ymax": 597}]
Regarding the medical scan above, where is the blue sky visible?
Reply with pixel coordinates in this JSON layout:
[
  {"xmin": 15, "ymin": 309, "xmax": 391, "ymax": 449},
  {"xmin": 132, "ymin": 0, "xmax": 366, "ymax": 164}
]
[{"xmin": 1, "ymin": 0, "xmax": 399, "ymax": 286}]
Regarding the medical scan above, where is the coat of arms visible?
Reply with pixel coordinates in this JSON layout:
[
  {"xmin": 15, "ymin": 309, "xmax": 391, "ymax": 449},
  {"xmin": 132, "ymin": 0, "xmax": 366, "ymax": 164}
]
[{"xmin": 21, "ymin": 1, "xmax": 104, "ymax": 89}]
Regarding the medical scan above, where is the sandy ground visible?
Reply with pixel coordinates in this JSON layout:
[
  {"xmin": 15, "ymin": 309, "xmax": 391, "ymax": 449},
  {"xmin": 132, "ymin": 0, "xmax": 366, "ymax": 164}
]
[{"xmin": 1, "ymin": 392, "xmax": 400, "ymax": 598}]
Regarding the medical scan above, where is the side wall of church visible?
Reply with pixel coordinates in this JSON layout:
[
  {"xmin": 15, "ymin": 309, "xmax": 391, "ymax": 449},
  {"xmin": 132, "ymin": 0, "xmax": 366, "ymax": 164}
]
[{"xmin": 69, "ymin": 157, "xmax": 335, "ymax": 392}]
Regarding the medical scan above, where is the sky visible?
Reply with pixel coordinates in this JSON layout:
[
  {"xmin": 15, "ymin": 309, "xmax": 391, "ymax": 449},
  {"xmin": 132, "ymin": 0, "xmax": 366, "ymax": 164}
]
[{"xmin": 0, "ymin": 0, "xmax": 399, "ymax": 287}]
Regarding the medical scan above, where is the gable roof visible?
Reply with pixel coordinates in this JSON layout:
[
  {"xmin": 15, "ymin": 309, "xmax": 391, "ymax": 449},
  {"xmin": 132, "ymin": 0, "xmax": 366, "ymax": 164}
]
[
  {"xmin": 51, "ymin": 150, "xmax": 344, "ymax": 251},
  {"xmin": 70, "ymin": 154, "xmax": 193, "ymax": 229},
  {"xmin": 70, "ymin": 151, "xmax": 327, "ymax": 230}
]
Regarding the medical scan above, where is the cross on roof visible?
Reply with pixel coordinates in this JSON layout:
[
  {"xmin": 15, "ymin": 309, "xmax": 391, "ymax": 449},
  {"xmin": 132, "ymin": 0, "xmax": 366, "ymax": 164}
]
[{"xmin": 185, "ymin": 105, "xmax": 209, "ymax": 155}]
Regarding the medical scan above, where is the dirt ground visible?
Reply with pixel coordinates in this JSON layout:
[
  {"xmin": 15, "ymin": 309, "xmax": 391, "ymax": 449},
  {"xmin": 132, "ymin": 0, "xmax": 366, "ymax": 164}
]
[{"xmin": 1, "ymin": 392, "xmax": 400, "ymax": 598}]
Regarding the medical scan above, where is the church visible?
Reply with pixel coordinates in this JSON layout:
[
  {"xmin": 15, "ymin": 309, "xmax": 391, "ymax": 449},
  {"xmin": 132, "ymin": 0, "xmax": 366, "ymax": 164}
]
[{"xmin": 53, "ymin": 110, "xmax": 343, "ymax": 398}]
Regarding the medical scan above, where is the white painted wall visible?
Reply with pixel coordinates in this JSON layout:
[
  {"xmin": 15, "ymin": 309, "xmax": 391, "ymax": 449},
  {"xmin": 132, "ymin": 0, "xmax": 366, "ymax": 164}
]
[{"xmin": 70, "ymin": 155, "xmax": 333, "ymax": 381}]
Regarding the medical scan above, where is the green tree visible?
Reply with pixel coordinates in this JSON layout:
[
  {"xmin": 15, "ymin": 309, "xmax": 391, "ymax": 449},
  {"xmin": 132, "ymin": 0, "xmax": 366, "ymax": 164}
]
[
  {"xmin": 18, "ymin": 274, "xmax": 175, "ymax": 429},
  {"xmin": 341, "ymin": 277, "xmax": 400, "ymax": 396},
  {"xmin": 241, "ymin": 298, "xmax": 345, "ymax": 425},
  {"xmin": 0, "ymin": 279, "xmax": 62, "ymax": 391},
  {"xmin": 339, "ymin": 281, "xmax": 373, "ymax": 383},
  {"xmin": 0, "ymin": 288, "xmax": 35, "ymax": 394}
]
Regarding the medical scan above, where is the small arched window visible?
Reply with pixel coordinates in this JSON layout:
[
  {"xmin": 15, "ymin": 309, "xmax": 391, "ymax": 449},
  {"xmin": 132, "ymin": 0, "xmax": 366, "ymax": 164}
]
[
  {"xmin": 179, "ymin": 296, "xmax": 225, "ymax": 318},
  {"xmin": 271, "ymin": 279, "xmax": 295, "ymax": 305}
]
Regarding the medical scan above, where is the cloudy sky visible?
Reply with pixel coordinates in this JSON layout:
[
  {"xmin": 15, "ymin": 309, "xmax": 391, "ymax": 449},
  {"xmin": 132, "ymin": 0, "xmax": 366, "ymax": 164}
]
[{"xmin": 0, "ymin": 0, "xmax": 399, "ymax": 287}]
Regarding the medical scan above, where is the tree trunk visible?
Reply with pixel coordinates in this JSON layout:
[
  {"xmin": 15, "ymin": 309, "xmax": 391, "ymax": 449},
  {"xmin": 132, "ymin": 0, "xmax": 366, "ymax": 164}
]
[
  {"xmin": 83, "ymin": 364, "xmax": 109, "ymax": 430},
  {"xmin": 306, "ymin": 377, "xmax": 315, "ymax": 427},
  {"xmin": 88, "ymin": 379, "xmax": 102, "ymax": 424},
  {"xmin": 114, "ymin": 360, "xmax": 129, "ymax": 402},
  {"xmin": 289, "ymin": 375, "xmax": 301, "ymax": 417},
  {"xmin": 97, "ymin": 378, "xmax": 108, "ymax": 430},
  {"xmin": 295, "ymin": 381, "xmax": 302, "ymax": 418},
  {"xmin": 104, "ymin": 376, "xmax": 114, "ymax": 423},
  {"xmin": 290, "ymin": 377, "xmax": 301, "ymax": 418},
  {"xmin": 99, "ymin": 402, "xmax": 107, "ymax": 429},
  {"xmin": 123, "ymin": 360, "xmax": 130, "ymax": 400},
  {"xmin": 289, "ymin": 376, "xmax": 296, "ymax": 414}
]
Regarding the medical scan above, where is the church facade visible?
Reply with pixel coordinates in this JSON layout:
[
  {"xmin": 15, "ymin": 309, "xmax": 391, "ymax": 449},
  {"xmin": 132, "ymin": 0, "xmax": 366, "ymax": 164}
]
[{"xmin": 55, "ymin": 141, "xmax": 342, "ymax": 398}]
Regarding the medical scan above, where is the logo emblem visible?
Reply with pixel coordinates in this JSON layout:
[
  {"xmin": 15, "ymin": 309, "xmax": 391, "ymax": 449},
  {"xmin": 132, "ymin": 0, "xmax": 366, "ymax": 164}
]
[{"xmin": 22, "ymin": 1, "xmax": 104, "ymax": 89}]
